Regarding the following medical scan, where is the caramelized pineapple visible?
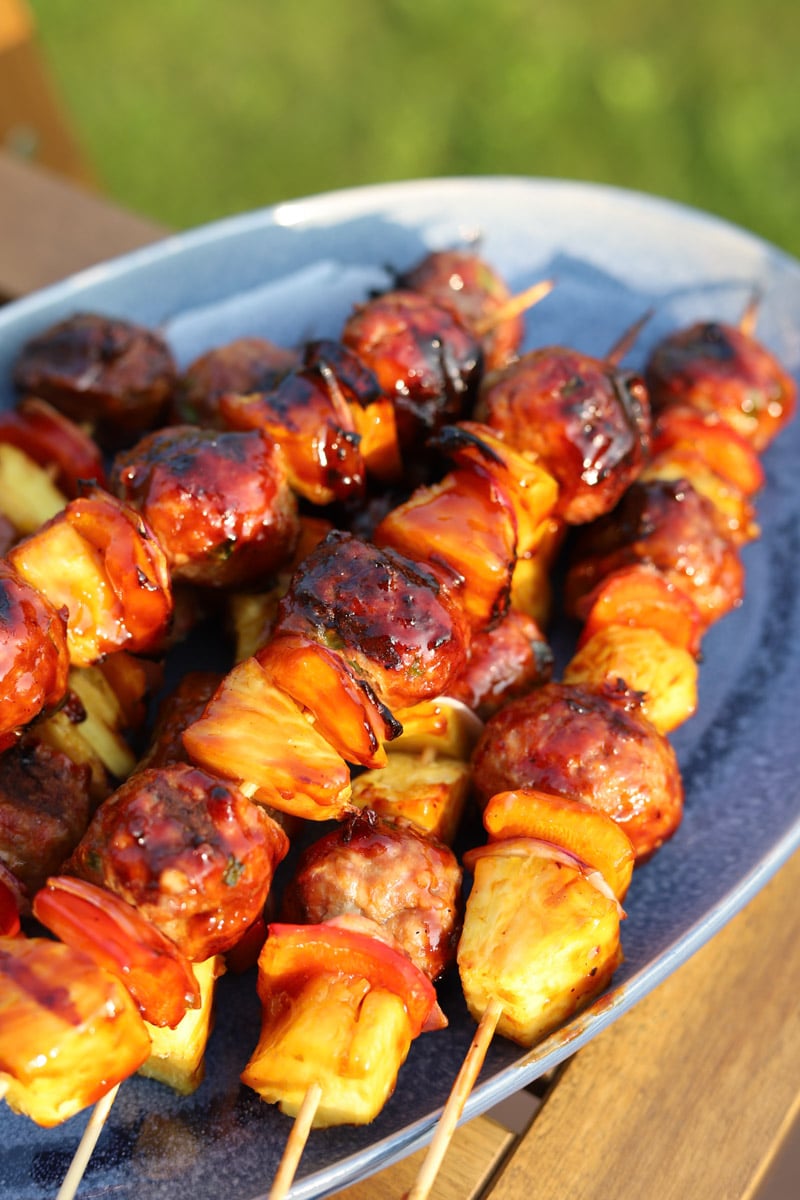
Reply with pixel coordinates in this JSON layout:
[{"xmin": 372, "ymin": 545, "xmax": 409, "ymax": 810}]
[
  {"xmin": 0, "ymin": 442, "xmax": 65, "ymax": 533},
  {"xmin": 458, "ymin": 846, "xmax": 623, "ymax": 1046},
  {"xmin": 242, "ymin": 971, "xmax": 414, "ymax": 1126},
  {"xmin": 351, "ymin": 752, "xmax": 471, "ymax": 844},
  {"xmin": 182, "ymin": 655, "xmax": 353, "ymax": 821},
  {"xmin": 564, "ymin": 625, "xmax": 698, "ymax": 734},
  {"xmin": 140, "ymin": 956, "xmax": 225, "ymax": 1095},
  {"xmin": 390, "ymin": 696, "xmax": 484, "ymax": 761}
]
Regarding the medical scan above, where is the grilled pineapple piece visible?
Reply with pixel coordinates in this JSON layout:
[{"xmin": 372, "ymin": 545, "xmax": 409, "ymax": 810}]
[
  {"xmin": 229, "ymin": 590, "xmax": 279, "ymax": 662},
  {"xmin": 0, "ymin": 443, "xmax": 66, "ymax": 535},
  {"xmin": 458, "ymin": 847, "xmax": 623, "ymax": 1046},
  {"xmin": 182, "ymin": 655, "xmax": 353, "ymax": 821},
  {"xmin": 563, "ymin": 625, "xmax": 698, "ymax": 734},
  {"xmin": 390, "ymin": 696, "xmax": 484, "ymax": 761},
  {"xmin": 65, "ymin": 666, "xmax": 138, "ymax": 781},
  {"xmin": 139, "ymin": 956, "xmax": 224, "ymax": 1095},
  {"xmin": 351, "ymin": 752, "xmax": 471, "ymax": 844},
  {"xmin": 241, "ymin": 971, "xmax": 413, "ymax": 1126}
]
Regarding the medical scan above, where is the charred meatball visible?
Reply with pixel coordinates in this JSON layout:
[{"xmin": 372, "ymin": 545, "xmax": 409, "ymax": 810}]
[
  {"xmin": 281, "ymin": 810, "xmax": 462, "ymax": 980},
  {"xmin": 13, "ymin": 312, "xmax": 177, "ymax": 449},
  {"xmin": 110, "ymin": 425, "xmax": 299, "ymax": 588},
  {"xmin": 471, "ymin": 681, "xmax": 684, "ymax": 861},
  {"xmin": 478, "ymin": 346, "xmax": 651, "ymax": 524},
  {"xmin": 67, "ymin": 763, "xmax": 289, "ymax": 960}
]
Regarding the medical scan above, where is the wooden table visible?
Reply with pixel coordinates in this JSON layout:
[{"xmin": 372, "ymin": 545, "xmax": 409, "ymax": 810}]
[{"xmin": 1, "ymin": 150, "xmax": 798, "ymax": 1200}]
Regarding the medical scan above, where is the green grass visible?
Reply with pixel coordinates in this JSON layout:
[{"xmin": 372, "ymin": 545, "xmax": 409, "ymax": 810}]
[{"xmin": 30, "ymin": 0, "xmax": 800, "ymax": 257}]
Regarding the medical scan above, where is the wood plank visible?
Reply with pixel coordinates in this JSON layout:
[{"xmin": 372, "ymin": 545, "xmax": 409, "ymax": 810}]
[
  {"xmin": 0, "ymin": 152, "xmax": 166, "ymax": 301},
  {"xmin": 487, "ymin": 848, "xmax": 800, "ymax": 1200},
  {"xmin": 333, "ymin": 1114, "xmax": 516, "ymax": 1200}
]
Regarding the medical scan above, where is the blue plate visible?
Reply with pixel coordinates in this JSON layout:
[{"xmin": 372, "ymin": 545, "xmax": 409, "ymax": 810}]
[{"xmin": 1, "ymin": 177, "xmax": 799, "ymax": 1200}]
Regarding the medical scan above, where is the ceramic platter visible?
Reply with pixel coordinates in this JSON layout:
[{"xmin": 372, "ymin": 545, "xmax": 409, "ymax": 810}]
[{"xmin": 1, "ymin": 177, "xmax": 799, "ymax": 1200}]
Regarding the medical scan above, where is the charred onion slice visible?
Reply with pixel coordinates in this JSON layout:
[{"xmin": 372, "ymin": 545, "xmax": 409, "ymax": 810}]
[{"xmin": 33, "ymin": 875, "xmax": 200, "ymax": 1028}]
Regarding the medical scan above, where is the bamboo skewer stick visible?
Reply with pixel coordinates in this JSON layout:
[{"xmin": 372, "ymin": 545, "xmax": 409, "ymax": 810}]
[
  {"xmin": 56, "ymin": 1083, "xmax": 121, "ymax": 1200},
  {"xmin": 268, "ymin": 1083, "xmax": 323, "ymax": 1200},
  {"xmin": 606, "ymin": 308, "xmax": 654, "ymax": 365},
  {"xmin": 404, "ymin": 996, "xmax": 504, "ymax": 1200},
  {"xmin": 473, "ymin": 279, "xmax": 555, "ymax": 337}
]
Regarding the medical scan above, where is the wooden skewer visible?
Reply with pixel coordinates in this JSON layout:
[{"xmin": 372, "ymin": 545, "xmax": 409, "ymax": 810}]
[
  {"xmin": 268, "ymin": 1082, "xmax": 323, "ymax": 1200},
  {"xmin": 404, "ymin": 996, "xmax": 504, "ymax": 1200},
  {"xmin": 606, "ymin": 308, "xmax": 654, "ymax": 365},
  {"xmin": 473, "ymin": 279, "xmax": 555, "ymax": 337},
  {"xmin": 739, "ymin": 289, "xmax": 761, "ymax": 338},
  {"xmin": 56, "ymin": 1083, "xmax": 121, "ymax": 1200}
]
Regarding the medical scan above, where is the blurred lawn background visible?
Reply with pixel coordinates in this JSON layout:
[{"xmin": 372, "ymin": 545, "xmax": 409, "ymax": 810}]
[{"xmin": 28, "ymin": 0, "xmax": 800, "ymax": 257}]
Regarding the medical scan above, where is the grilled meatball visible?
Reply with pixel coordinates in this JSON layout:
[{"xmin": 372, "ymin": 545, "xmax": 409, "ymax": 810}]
[
  {"xmin": 174, "ymin": 335, "xmax": 299, "ymax": 427},
  {"xmin": 471, "ymin": 681, "xmax": 684, "ymax": 861},
  {"xmin": 13, "ymin": 312, "xmax": 177, "ymax": 449},
  {"xmin": 0, "ymin": 737, "xmax": 94, "ymax": 896},
  {"xmin": 138, "ymin": 671, "xmax": 224, "ymax": 770},
  {"xmin": 0, "ymin": 561, "xmax": 69, "ymax": 747},
  {"xmin": 564, "ymin": 476, "xmax": 745, "ymax": 631},
  {"xmin": 645, "ymin": 319, "xmax": 796, "ymax": 452},
  {"xmin": 281, "ymin": 810, "xmax": 462, "ymax": 980},
  {"xmin": 398, "ymin": 248, "xmax": 525, "ymax": 372},
  {"xmin": 274, "ymin": 529, "xmax": 470, "ymax": 710},
  {"xmin": 67, "ymin": 763, "xmax": 289, "ymax": 960},
  {"xmin": 478, "ymin": 347, "xmax": 651, "ymax": 524},
  {"xmin": 110, "ymin": 424, "xmax": 299, "ymax": 588},
  {"xmin": 446, "ymin": 608, "xmax": 553, "ymax": 719},
  {"xmin": 342, "ymin": 289, "xmax": 482, "ymax": 463}
]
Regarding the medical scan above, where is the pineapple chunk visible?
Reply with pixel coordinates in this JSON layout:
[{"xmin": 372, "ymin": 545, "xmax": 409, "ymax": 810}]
[
  {"xmin": 241, "ymin": 972, "xmax": 413, "ymax": 1126},
  {"xmin": 351, "ymin": 752, "xmax": 471, "ymax": 844},
  {"xmin": 0, "ymin": 442, "xmax": 66, "ymax": 534},
  {"xmin": 390, "ymin": 696, "xmax": 484, "ymax": 761},
  {"xmin": 458, "ymin": 849, "xmax": 623, "ymax": 1046},
  {"xmin": 229, "ymin": 590, "xmax": 279, "ymax": 661},
  {"xmin": 182, "ymin": 656, "xmax": 353, "ymax": 821},
  {"xmin": 563, "ymin": 625, "xmax": 698, "ymax": 734},
  {"xmin": 36, "ymin": 707, "xmax": 115, "ymax": 805},
  {"xmin": 66, "ymin": 666, "xmax": 138, "ymax": 780},
  {"xmin": 9, "ymin": 519, "xmax": 111, "ymax": 666},
  {"xmin": 139, "ymin": 956, "xmax": 224, "ymax": 1095}
]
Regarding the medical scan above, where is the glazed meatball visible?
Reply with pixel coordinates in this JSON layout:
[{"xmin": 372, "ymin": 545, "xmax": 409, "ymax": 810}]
[
  {"xmin": 398, "ymin": 248, "xmax": 525, "ymax": 372},
  {"xmin": 564, "ymin": 476, "xmax": 745, "ymax": 632},
  {"xmin": 110, "ymin": 424, "xmax": 299, "ymax": 588},
  {"xmin": 446, "ymin": 608, "xmax": 553, "ymax": 719},
  {"xmin": 174, "ymin": 335, "xmax": 299, "ymax": 427},
  {"xmin": 281, "ymin": 810, "xmax": 463, "ymax": 980},
  {"xmin": 273, "ymin": 529, "xmax": 470, "ymax": 711},
  {"xmin": 342, "ymin": 289, "xmax": 482, "ymax": 460},
  {"xmin": 13, "ymin": 312, "xmax": 177, "ymax": 449},
  {"xmin": 645, "ymin": 319, "xmax": 796, "ymax": 452},
  {"xmin": 0, "ymin": 737, "xmax": 93, "ymax": 896},
  {"xmin": 471, "ymin": 681, "xmax": 684, "ymax": 861},
  {"xmin": 67, "ymin": 763, "xmax": 289, "ymax": 960},
  {"xmin": 478, "ymin": 346, "xmax": 651, "ymax": 524}
]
